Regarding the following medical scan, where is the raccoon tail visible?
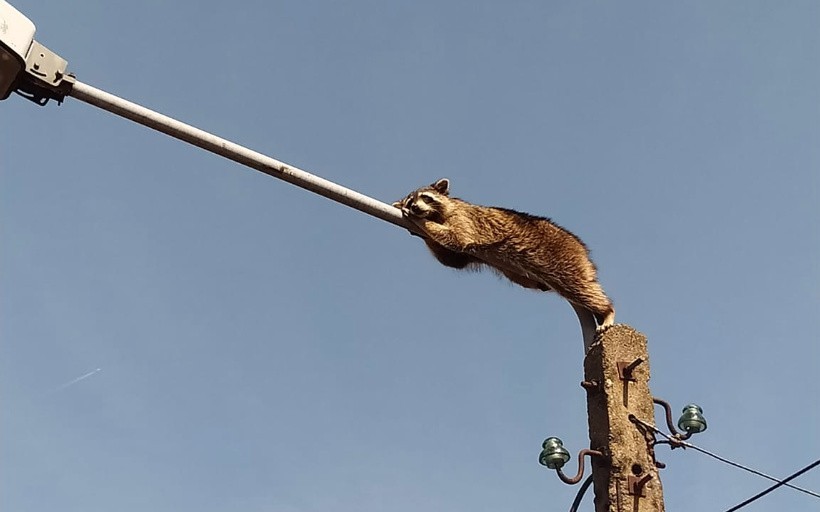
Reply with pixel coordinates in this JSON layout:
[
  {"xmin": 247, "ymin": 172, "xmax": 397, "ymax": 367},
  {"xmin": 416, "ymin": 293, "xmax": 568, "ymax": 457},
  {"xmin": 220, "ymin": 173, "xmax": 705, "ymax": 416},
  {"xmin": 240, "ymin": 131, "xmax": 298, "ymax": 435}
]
[{"xmin": 571, "ymin": 303, "xmax": 599, "ymax": 353}]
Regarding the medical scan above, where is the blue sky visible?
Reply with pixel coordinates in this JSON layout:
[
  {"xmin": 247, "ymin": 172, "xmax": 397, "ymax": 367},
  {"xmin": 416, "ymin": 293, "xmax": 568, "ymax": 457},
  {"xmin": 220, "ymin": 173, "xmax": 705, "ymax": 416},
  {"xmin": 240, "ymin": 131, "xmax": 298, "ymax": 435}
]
[{"xmin": 2, "ymin": 1, "xmax": 818, "ymax": 511}]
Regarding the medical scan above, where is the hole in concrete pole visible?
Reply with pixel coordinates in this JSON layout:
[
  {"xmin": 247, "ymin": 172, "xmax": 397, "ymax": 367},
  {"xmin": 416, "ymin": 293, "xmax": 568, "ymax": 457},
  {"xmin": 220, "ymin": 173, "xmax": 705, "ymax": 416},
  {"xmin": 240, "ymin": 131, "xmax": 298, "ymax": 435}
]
[{"xmin": 631, "ymin": 464, "xmax": 643, "ymax": 476}]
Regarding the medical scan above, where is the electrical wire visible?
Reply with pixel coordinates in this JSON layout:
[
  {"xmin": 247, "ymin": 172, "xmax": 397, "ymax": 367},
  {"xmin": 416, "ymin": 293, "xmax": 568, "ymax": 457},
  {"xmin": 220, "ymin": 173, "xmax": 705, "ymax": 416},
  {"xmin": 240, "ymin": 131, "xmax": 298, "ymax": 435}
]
[
  {"xmin": 569, "ymin": 474, "xmax": 594, "ymax": 512},
  {"xmin": 723, "ymin": 459, "xmax": 820, "ymax": 512},
  {"xmin": 678, "ymin": 439, "xmax": 820, "ymax": 499},
  {"xmin": 629, "ymin": 416, "xmax": 820, "ymax": 499}
]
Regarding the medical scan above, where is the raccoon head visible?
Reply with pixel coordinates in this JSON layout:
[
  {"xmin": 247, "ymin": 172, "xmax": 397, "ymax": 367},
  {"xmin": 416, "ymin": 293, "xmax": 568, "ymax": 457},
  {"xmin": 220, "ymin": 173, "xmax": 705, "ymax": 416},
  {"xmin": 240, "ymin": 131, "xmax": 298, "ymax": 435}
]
[{"xmin": 393, "ymin": 178, "xmax": 450, "ymax": 220}]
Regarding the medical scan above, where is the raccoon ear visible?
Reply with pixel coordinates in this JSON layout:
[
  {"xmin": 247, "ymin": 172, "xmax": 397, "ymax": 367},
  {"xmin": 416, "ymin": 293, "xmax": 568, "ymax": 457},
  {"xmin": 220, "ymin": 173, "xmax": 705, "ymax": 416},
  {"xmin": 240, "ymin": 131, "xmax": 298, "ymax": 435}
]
[{"xmin": 432, "ymin": 178, "xmax": 450, "ymax": 195}]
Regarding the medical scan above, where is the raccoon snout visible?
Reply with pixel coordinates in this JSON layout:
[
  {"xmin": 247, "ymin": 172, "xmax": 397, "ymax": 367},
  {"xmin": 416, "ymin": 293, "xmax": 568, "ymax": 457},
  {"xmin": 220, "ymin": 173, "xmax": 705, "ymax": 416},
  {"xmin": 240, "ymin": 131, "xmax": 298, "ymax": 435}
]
[{"xmin": 409, "ymin": 204, "xmax": 427, "ymax": 216}]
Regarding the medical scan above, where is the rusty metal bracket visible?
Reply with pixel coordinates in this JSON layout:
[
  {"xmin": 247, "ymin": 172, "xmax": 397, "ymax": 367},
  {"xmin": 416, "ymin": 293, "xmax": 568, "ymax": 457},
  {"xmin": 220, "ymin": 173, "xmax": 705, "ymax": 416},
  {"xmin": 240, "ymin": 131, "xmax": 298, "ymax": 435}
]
[
  {"xmin": 652, "ymin": 397, "xmax": 693, "ymax": 443},
  {"xmin": 580, "ymin": 380, "xmax": 601, "ymax": 393},
  {"xmin": 627, "ymin": 474, "xmax": 652, "ymax": 497},
  {"xmin": 617, "ymin": 358, "xmax": 643, "ymax": 381},
  {"xmin": 617, "ymin": 358, "xmax": 644, "ymax": 408},
  {"xmin": 556, "ymin": 449, "xmax": 605, "ymax": 485}
]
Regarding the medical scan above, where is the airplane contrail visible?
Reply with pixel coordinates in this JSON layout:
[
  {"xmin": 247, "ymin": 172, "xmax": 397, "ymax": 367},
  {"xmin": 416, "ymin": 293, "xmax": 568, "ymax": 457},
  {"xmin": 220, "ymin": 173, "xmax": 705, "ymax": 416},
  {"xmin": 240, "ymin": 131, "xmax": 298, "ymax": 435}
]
[{"xmin": 51, "ymin": 368, "xmax": 102, "ymax": 393}]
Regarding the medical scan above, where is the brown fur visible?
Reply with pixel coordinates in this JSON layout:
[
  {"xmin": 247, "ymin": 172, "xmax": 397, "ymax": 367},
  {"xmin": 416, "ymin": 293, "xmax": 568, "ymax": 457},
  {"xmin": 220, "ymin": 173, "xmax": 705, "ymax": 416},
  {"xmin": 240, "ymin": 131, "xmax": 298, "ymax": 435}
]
[{"xmin": 394, "ymin": 179, "xmax": 615, "ymax": 328}]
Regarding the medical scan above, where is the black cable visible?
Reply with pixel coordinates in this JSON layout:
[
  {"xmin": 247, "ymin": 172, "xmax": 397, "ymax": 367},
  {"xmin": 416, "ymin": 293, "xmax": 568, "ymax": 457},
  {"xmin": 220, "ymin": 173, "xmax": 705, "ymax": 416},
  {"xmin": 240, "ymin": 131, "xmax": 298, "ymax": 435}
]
[
  {"xmin": 682, "ymin": 440, "xmax": 820, "ymax": 499},
  {"xmin": 569, "ymin": 474, "xmax": 594, "ymax": 512},
  {"xmin": 724, "ymin": 459, "xmax": 820, "ymax": 512},
  {"xmin": 630, "ymin": 415, "xmax": 820, "ymax": 499}
]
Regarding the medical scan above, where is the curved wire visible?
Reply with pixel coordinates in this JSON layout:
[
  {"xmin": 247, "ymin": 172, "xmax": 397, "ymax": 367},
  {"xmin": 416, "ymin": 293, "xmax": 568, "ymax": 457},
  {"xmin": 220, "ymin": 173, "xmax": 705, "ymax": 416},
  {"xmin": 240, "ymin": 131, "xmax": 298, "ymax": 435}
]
[{"xmin": 569, "ymin": 474, "xmax": 594, "ymax": 512}]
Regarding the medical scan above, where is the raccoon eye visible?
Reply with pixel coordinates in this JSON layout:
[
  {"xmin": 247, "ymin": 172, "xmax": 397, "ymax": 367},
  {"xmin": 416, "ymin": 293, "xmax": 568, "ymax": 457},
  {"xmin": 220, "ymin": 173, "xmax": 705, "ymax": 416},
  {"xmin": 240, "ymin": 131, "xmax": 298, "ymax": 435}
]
[{"xmin": 418, "ymin": 193, "xmax": 437, "ymax": 204}]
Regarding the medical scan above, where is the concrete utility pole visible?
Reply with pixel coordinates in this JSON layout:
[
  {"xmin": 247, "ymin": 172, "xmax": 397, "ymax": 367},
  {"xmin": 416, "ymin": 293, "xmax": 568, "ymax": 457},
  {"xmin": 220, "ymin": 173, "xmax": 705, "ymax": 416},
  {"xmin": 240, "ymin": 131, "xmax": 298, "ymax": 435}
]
[{"xmin": 584, "ymin": 325, "xmax": 664, "ymax": 511}]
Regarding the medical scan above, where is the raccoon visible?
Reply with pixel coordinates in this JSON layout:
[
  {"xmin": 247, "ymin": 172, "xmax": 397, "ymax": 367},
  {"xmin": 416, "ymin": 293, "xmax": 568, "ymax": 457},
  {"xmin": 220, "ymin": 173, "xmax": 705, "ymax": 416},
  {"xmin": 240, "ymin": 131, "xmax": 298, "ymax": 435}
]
[{"xmin": 393, "ymin": 179, "xmax": 615, "ymax": 337}]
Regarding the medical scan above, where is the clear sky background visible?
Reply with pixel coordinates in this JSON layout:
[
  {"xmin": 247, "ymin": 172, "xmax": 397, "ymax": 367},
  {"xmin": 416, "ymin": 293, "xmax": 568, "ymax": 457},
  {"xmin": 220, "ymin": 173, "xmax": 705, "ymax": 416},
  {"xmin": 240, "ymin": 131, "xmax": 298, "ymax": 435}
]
[{"xmin": 2, "ymin": 2, "xmax": 818, "ymax": 511}]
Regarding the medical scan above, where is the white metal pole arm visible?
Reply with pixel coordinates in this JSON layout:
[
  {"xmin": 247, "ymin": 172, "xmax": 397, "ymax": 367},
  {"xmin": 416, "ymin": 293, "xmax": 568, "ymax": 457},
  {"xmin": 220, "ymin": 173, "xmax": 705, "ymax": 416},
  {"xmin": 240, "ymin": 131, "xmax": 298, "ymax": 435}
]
[
  {"xmin": 67, "ymin": 79, "xmax": 598, "ymax": 350},
  {"xmin": 67, "ymin": 80, "xmax": 417, "ymax": 233}
]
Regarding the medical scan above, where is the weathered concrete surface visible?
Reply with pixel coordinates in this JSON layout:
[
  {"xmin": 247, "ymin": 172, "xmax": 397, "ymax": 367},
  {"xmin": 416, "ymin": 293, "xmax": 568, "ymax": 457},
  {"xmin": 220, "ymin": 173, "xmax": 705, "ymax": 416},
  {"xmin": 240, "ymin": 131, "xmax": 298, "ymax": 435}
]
[{"xmin": 585, "ymin": 325, "xmax": 664, "ymax": 512}]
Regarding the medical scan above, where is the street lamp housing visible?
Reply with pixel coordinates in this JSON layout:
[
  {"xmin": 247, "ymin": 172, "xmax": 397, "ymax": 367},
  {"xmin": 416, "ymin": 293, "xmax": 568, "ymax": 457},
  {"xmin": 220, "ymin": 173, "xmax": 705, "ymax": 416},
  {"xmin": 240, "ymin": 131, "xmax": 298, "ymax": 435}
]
[
  {"xmin": 0, "ymin": 0, "xmax": 72, "ymax": 105},
  {"xmin": 0, "ymin": 0, "xmax": 35, "ymax": 99}
]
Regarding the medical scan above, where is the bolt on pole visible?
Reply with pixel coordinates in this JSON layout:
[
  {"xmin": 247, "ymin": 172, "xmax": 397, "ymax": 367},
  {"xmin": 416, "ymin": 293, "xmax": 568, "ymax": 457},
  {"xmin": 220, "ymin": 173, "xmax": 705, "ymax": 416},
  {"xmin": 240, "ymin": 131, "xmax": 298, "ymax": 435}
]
[{"xmin": 584, "ymin": 325, "xmax": 665, "ymax": 511}]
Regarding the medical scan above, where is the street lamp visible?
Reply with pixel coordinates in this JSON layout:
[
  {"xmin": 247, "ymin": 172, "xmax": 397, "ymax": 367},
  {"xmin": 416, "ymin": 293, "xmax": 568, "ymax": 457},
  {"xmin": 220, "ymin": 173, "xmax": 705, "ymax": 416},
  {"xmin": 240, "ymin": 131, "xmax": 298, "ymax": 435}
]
[
  {"xmin": 0, "ymin": 0, "xmax": 34, "ymax": 99},
  {"xmin": 0, "ymin": 1, "xmax": 424, "ymax": 235},
  {"xmin": 0, "ymin": 0, "xmax": 73, "ymax": 105}
]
